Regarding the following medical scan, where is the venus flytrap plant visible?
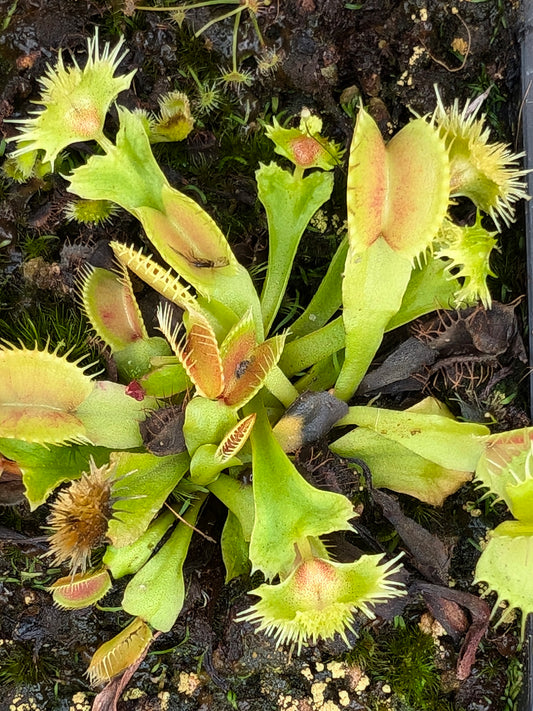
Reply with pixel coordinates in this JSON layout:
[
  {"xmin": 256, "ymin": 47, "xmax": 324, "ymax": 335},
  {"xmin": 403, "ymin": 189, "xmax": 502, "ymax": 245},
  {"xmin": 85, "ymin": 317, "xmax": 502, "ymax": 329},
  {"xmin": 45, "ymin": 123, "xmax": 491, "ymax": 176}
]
[
  {"xmin": 435, "ymin": 212, "xmax": 499, "ymax": 308},
  {"xmin": 258, "ymin": 111, "xmax": 342, "ymax": 333},
  {"xmin": 6, "ymin": 28, "xmax": 262, "ymax": 331},
  {"xmin": 277, "ymin": 95, "xmax": 528, "ymax": 400},
  {"xmin": 148, "ymin": 91, "xmax": 195, "ymax": 143},
  {"xmin": 280, "ymin": 102, "xmax": 524, "ymax": 401},
  {"xmin": 3, "ymin": 25, "xmax": 531, "ymax": 690},
  {"xmin": 240, "ymin": 404, "xmax": 406, "ymax": 647},
  {"xmin": 64, "ymin": 198, "xmax": 119, "ymax": 225}
]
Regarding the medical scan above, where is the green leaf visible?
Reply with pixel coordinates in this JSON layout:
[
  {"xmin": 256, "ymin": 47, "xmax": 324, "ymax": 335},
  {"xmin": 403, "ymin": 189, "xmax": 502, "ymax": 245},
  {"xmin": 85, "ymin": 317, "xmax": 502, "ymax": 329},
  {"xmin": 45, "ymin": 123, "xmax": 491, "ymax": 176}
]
[
  {"xmin": 68, "ymin": 107, "xmax": 166, "ymax": 211},
  {"xmin": 385, "ymin": 256, "xmax": 459, "ymax": 331},
  {"xmin": 335, "ymin": 404, "xmax": 489, "ymax": 471},
  {"xmin": 249, "ymin": 406, "xmax": 354, "ymax": 579},
  {"xmin": 183, "ymin": 397, "xmax": 237, "ymax": 455},
  {"xmin": 336, "ymin": 238, "xmax": 413, "ymax": 400},
  {"xmin": 113, "ymin": 337, "xmax": 172, "ymax": 382},
  {"xmin": 0, "ymin": 438, "xmax": 111, "ymax": 509},
  {"xmin": 279, "ymin": 318, "xmax": 344, "ymax": 378},
  {"xmin": 107, "ymin": 451, "xmax": 190, "ymax": 547},
  {"xmin": 257, "ymin": 162, "xmax": 334, "ymax": 333},
  {"xmin": 103, "ymin": 509, "xmax": 176, "ymax": 579},
  {"xmin": 208, "ymin": 473, "xmax": 254, "ymax": 541},
  {"xmin": 221, "ymin": 510, "xmax": 250, "ymax": 583},
  {"xmin": 330, "ymin": 427, "xmax": 471, "ymax": 506},
  {"xmin": 122, "ymin": 496, "xmax": 204, "ymax": 631},
  {"xmin": 189, "ymin": 443, "xmax": 240, "ymax": 486},
  {"xmin": 75, "ymin": 381, "xmax": 155, "ymax": 449},
  {"xmin": 288, "ymin": 237, "xmax": 348, "ymax": 340},
  {"xmin": 139, "ymin": 359, "xmax": 190, "ymax": 398}
]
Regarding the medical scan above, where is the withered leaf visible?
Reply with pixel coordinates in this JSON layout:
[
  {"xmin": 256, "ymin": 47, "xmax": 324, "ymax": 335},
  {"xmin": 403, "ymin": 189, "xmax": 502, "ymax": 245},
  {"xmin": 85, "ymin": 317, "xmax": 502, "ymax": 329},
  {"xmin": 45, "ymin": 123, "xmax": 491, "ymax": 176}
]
[{"xmin": 139, "ymin": 406, "xmax": 186, "ymax": 456}]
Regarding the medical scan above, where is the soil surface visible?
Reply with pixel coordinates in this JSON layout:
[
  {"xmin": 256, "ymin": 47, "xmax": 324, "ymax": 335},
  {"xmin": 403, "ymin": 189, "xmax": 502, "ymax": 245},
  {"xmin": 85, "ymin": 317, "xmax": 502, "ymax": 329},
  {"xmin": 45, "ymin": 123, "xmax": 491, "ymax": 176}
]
[{"xmin": 0, "ymin": 1, "xmax": 530, "ymax": 710}]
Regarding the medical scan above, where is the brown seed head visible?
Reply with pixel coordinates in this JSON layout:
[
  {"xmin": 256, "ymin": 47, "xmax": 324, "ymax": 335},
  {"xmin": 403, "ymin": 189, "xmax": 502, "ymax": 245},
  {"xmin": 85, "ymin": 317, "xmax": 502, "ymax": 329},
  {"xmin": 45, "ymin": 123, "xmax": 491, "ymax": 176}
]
[{"xmin": 47, "ymin": 458, "xmax": 114, "ymax": 572}]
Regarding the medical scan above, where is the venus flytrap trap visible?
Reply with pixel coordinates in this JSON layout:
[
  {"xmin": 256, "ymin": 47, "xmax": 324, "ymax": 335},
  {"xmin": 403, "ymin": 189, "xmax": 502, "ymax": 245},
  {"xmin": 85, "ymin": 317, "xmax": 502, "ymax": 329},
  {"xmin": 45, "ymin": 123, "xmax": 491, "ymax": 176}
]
[
  {"xmin": 80, "ymin": 263, "xmax": 173, "ymax": 382},
  {"xmin": 0, "ymin": 342, "xmax": 151, "ymax": 488},
  {"xmin": 148, "ymin": 91, "xmax": 195, "ymax": 143},
  {"xmin": 49, "ymin": 568, "xmax": 113, "ymax": 610},
  {"xmin": 238, "ymin": 552, "xmax": 405, "ymax": 653},
  {"xmin": 471, "ymin": 430, "xmax": 533, "ymax": 639},
  {"xmin": 64, "ymin": 198, "xmax": 119, "ymax": 226},
  {"xmin": 1, "ymin": 142, "xmax": 58, "ymax": 184},
  {"xmin": 9, "ymin": 28, "xmax": 134, "ymax": 167},
  {"xmin": 333, "ymin": 107, "xmax": 451, "ymax": 401},
  {"xmin": 87, "ymin": 617, "xmax": 154, "ymax": 685},
  {"xmin": 2, "ymin": 25, "xmax": 531, "ymax": 692},
  {"xmin": 433, "ymin": 91, "xmax": 529, "ymax": 228}
]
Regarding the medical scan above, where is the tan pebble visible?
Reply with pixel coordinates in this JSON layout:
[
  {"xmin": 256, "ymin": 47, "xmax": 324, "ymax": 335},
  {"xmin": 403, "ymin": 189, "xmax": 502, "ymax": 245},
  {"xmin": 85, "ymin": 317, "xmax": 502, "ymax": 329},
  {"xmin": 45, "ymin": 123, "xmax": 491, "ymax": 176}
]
[
  {"xmin": 338, "ymin": 689, "xmax": 350, "ymax": 707},
  {"xmin": 326, "ymin": 661, "xmax": 346, "ymax": 679},
  {"xmin": 311, "ymin": 681, "xmax": 327, "ymax": 705}
]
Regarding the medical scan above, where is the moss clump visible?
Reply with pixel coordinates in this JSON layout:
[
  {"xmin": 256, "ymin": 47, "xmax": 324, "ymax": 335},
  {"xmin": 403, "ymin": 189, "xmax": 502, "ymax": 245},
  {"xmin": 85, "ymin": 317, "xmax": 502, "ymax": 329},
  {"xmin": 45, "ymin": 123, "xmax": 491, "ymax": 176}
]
[
  {"xmin": 346, "ymin": 620, "xmax": 453, "ymax": 711},
  {"xmin": 0, "ymin": 642, "xmax": 59, "ymax": 685}
]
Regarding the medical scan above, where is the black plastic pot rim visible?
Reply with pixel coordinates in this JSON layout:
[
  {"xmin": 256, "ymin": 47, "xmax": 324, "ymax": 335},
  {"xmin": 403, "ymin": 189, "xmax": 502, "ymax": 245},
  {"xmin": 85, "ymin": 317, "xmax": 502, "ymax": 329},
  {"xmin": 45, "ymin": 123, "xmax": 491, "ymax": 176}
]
[{"xmin": 519, "ymin": 0, "xmax": 533, "ymax": 707}]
